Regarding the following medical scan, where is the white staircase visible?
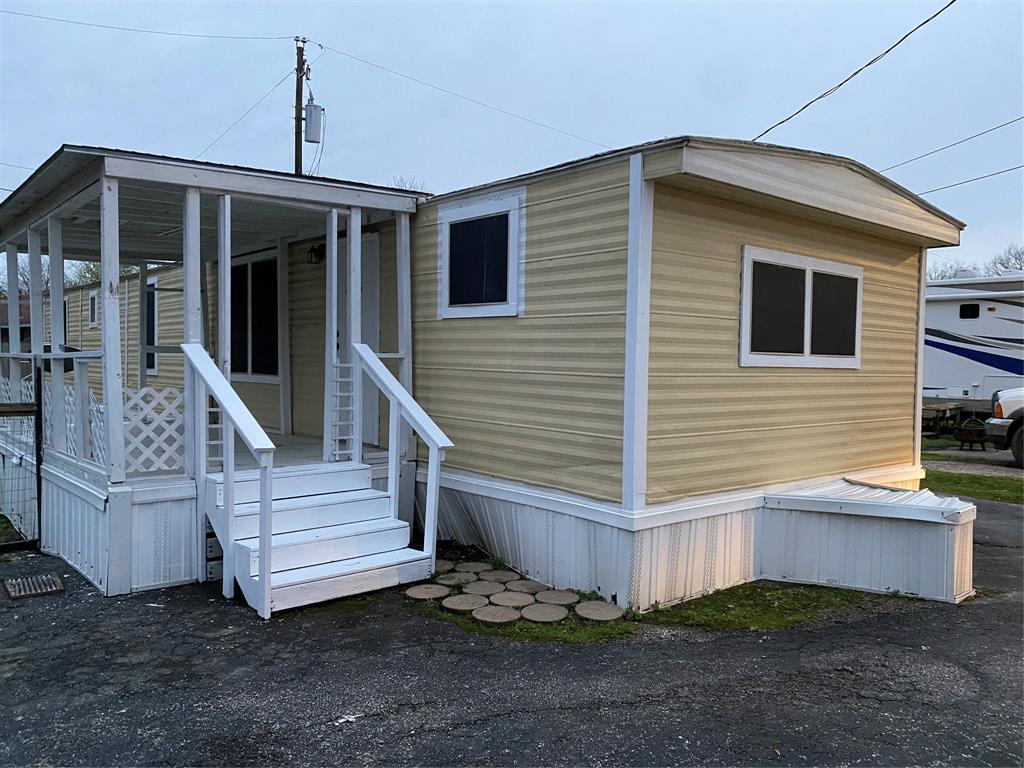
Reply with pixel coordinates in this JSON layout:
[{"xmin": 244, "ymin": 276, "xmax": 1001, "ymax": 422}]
[{"xmin": 206, "ymin": 462, "xmax": 432, "ymax": 614}]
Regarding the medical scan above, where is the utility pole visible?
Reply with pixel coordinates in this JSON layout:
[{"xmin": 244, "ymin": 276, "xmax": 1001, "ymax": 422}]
[{"xmin": 294, "ymin": 37, "xmax": 307, "ymax": 175}]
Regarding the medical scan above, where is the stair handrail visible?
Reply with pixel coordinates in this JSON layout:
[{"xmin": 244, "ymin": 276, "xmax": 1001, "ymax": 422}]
[
  {"xmin": 352, "ymin": 342, "xmax": 453, "ymax": 571},
  {"xmin": 182, "ymin": 342, "xmax": 275, "ymax": 618}
]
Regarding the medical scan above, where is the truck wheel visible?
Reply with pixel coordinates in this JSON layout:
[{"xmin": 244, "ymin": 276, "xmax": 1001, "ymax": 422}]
[{"xmin": 1012, "ymin": 429, "xmax": 1023, "ymax": 469}]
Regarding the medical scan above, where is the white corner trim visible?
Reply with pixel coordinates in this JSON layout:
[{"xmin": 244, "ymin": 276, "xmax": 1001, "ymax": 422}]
[
  {"xmin": 622, "ymin": 153, "xmax": 653, "ymax": 512},
  {"xmin": 739, "ymin": 244, "xmax": 864, "ymax": 369},
  {"xmin": 913, "ymin": 247, "xmax": 927, "ymax": 465},
  {"xmin": 436, "ymin": 187, "xmax": 526, "ymax": 319}
]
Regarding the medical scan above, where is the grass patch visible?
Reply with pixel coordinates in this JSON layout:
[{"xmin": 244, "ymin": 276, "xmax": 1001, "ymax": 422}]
[
  {"xmin": 638, "ymin": 581, "xmax": 877, "ymax": 631},
  {"xmin": 922, "ymin": 470, "xmax": 1023, "ymax": 505},
  {"xmin": 920, "ymin": 451, "xmax": 1007, "ymax": 464},
  {"xmin": 417, "ymin": 601, "xmax": 637, "ymax": 643},
  {"xmin": 922, "ymin": 434, "xmax": 959, "ymax": 451}
]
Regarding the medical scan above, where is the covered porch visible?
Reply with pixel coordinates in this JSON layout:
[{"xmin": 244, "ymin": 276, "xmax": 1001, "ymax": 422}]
[{"xmin": 0, "ymin": 147, "xmax": 451, "ymax": 616}]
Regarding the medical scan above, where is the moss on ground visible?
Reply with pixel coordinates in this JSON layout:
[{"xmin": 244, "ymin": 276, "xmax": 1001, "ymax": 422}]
[
  {"xmin": 417, "ymin": 601, "xmax": 637, "ymax": 643},
  {"xmin": 637, "ymin": 581, "xmax": 879, "ymax": 631},
  {"xmin": 0, "ymin": 513, "xmax": 21, "ymax": 543},
  {"xmin": 922, "ymin": 469, "xmax": 1023, "ymax": 505}
]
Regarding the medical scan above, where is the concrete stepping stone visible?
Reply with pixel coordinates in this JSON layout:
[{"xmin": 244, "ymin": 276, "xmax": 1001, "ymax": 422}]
[
  {"xmin": 462, "ymin": 580, "xmax": 505, "ymax": 596},
  {"xmin": 575, "ymin": 600, "xmax": 625, "ymax": 622},
  {"xmin": 436, "ymin": 572, "xmax": 477, "ymax": 586},
  {"xmin": 490, "ymin": 591, "xmax": 535, "ymax": 608},
  {"xmin": 454, "ymin": 561, "xmax": 490, "ymax": 573},
  {"xmin": 441, "ymin": 594, "xmax": 488, "ymax": 613},
  {"xmin": 405, "ymin": 584, "xmax": 450, "ymax": 600},
  {"xmin": 479, "ymin": 569, "xmax": 519, "ymax": 583},
  {"xmin": 521, "ymin": 603, "xmax": 569, "ymax": 623},
  {"xmin": 505, "ymin": 579, "xmax": 547, "ymax": 594},
  {"xmin": 434, "ymin": 559, "xmax": 455, "ymax": 574},
  {"xmin": 536, "ymin": 589, "xmax": 579, "ymax": 606},
  {"xmin": 472, "ymin": 605, "xmax": 520, "ymax": 625}
]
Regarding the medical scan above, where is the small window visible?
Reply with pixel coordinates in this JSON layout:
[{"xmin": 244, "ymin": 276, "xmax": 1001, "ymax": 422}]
[
  {"xmin": 959, "ymin": 303, "xmax": 980, "ymax": 320},
  {"xmin": 740, "ymin": 246, "xmax": 863, "ymax": 369},
  {"xmin": 230, "ymin": 254, "xmax": 278, "ymax": 378},
  {"xmin": 88, "ymin": 290, "xmax": 98, "ymax": 328},
  {"xmin": 145, "ymin": 277, "xmax": 159, "ymax": 375},
  {"xmin": 438, "ymin": 189, "xmax": 524, "ymax": 319}
]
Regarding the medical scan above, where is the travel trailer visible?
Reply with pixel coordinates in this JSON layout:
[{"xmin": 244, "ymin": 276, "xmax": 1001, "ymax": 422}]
[
  {"xmin": 0, "ymin": 137, "xmax": 976, "ymax": 618},
  {"xmin": 923, "ymin": 272, "xmax": 1024, "ymax": 412}
]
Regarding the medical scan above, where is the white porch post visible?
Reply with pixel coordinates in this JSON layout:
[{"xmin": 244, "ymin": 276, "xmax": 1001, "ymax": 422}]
[
  {"xmin": 182, "ymin": 187, "xmax": 206, "ymax": 580},
  {"xmin": 136, "ymin": 262, "xmax": 148, "ymax": 389},
  {"xmin": 322, "ymin": 208, "xmax": 338, "ymax": 463},
  {"xmin": 395, "ymin": 212, "xmax": 414, "ymax": 458},
  {"xmin": 217, "ymin": 194, "xmax": 235, "ymax": 598},
  {"xmin": 4, "ymin": 242, "xmax": 20, "ymax": 400},
  {"xmin": 48, "ymin": 218, "xmax": 67, "ymax": 452},
  {"xmin": 100, "ymin": 177, "xmax": 126, "ymax": 483},
  {"xmin": 348, "ymin": 207, "xmax": 362, "ymax": 464},
  {"xmin": 27, "ymin": 228, "xmax": 43, "ymax": 358},
  {"xmin": 276, "ymin": 237, "xmax": 292, "ymax": 435}
]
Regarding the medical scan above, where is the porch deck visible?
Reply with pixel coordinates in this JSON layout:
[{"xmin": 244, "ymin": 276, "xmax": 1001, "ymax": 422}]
[{"xmin": 231, "ymin": 433, "xmax": 388, "ymax": 471}]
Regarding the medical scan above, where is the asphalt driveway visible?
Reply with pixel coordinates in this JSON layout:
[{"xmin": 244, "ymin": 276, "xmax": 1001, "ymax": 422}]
[{"xmin": 1, "ymin": 498, "xmax": 1021, "ymax": 767}]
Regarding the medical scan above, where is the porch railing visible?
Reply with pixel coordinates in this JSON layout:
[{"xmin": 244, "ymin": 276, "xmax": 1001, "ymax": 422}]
[
  {"xmin": 352, "ymin": 343, "xmax": 453, "ymax": 570},
  {"xmin": 182, "ymin": 342, "xmax": 275, "ymax": 618}
]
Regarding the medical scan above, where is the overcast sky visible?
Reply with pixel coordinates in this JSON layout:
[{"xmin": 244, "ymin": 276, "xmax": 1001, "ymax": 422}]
[{"xmin": 1, "ymin": 0, "xmax": 1021, "ymax": 268}]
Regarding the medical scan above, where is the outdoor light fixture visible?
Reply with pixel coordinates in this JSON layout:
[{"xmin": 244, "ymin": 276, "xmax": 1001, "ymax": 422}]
[{"xmin": 306, "ymin": 243, "xmax": 325, "ymax": 264}]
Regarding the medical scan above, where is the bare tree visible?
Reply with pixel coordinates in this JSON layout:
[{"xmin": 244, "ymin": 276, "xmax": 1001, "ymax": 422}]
[
  {"xmin": 391, "ymin": 175, "xmax": 428, "ymax": 193},
  {"xmin": 65, "ymin": 261, "xmax": 138, "ymax": 287},
  {"xmin": 927, "ymin": 256, "xmax": 974, "ymax": 281},
  {"xmin": 984, "ymin": 243, "xmax": 1024, "ymax": 276}
]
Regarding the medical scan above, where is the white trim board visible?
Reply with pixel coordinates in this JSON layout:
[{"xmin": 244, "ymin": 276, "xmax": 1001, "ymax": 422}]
[{"xmin": 416, "ymin": 463, "xmax": 931, "ymax": 533}]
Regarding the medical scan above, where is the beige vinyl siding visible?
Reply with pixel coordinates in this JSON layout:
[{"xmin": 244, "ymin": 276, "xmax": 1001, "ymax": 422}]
[
  {"xmin": 646, "ymin": 185, "xmax": 920, "ymax": 504},
  {"xmin": 411, "ymin": 160, "xmax": 631, "ymax": 502}
]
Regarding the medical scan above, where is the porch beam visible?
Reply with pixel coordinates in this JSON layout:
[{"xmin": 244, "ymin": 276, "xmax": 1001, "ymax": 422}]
[
  {"xmin": 348, "ymin": 207, "xmax": 362, "ymax": 464},
  {"xmin": 322, "ymin": 208, "xmax": 338, "ymax": 463},
  {"xmin": 100, "ymin": 176, "xmax": 127, "ymax": 483},
  {"xmin": 103, "ymin": 156, "xmax": 416, "ymax": 212},
  {"xmin": 0, "ymin": 162, "xmax": 102, "ymax": 244},
  {"xmin": 48, "ymin": 217, "xmax": 67, "ymax": 452},
  {"xmin": 4, "ymin": 243, "xmax": 20, "ymax": 400}
]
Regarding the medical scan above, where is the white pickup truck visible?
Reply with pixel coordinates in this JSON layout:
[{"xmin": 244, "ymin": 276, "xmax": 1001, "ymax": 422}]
[{"xmin": 986, "ymin": 387, "xmax": 1024, "ymax": 467}]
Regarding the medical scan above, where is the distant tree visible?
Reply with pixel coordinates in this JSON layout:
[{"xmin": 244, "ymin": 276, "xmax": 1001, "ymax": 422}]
[
  {"xmin": 984, "ymin": 243, "xmax": 1024, "ymax": 276},
  {"xmin": 65, "ymin": 261, "xmax": 138, "ymax": 287},
  {"xmin": 391, "ymin": 175, "xmax": 427, "ymax": 193},
  {"xmin": 927, "ymin": 257, "xmax": 973, "ymax": 281}
]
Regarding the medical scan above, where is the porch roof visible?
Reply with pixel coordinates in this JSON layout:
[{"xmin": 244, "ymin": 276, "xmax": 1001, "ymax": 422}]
[{"xmin": 0, "ymin": 145, "xmax": 422, "ymax": 258}]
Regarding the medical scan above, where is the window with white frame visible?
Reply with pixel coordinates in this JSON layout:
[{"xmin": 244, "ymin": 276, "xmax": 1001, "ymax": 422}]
[
  {"xmin": 145, "ymin": 277, "xmax": 159, "ymax": 375},
  {"xmin": 437, "ymin": 189, "xmax": 525, "ymax": 319},
  {"xmin": 230, "ymin": 252, "xmax": 278, "ymax": 379},
  {"xmin": 740, "ymin": 245, "xmax": 863, "ymax": 369},
  {"xmin": 88, "ymin": 290, "xmax": 98, "ymax": 327}
]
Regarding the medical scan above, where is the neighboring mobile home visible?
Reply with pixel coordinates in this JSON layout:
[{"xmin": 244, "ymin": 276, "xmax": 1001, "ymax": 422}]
[{"xmin": 0, "ymin": 137, "xmax": 975, "ymax": 618}]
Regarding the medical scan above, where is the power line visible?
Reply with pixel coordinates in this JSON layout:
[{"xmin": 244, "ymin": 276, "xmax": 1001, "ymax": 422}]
[
  {"xmin": 882, "ymin": 116, "xmax": 1024, "ymax": 172},
  {"xmin": 0, "ymin": 9, "xmax": 293, "ymax": 40},
  {"xmin": 752, "ymin": 0, "xmax": 959, "ymax": 142},
  {"xmin": 0, "ymin": 161, "xmax": 34, "ymax": 170},
  {"xmin": 195, "ymin": 69, "xmax": 295, "ymax": 159},
  {"xmin": 311, "ymin": 40, "xmax": 610, "ymax": 150},
  {"xmin": 917, "ymin": 164, "xmax": 1023, "ymax": 195}
]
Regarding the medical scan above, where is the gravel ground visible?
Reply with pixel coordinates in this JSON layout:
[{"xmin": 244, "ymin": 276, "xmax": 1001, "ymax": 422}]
[{"xmin": 0, "ymin": 498, "xmax": 1021, "ymax": 767}]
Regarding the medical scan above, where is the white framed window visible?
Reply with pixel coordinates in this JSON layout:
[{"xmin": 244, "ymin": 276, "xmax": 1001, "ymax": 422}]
[
  {"xmin": 88, "ymin": 290, "xmax": 98, "ymax": 327},
  {"xmin": 230, "ymin": 250, "xmax": 279, "ymax": 382},
  {"xmin": 740, "ymin": 245, "xmax": 863, "ymax": 369},
  {"xmin": 145, "ymin": 277, "xmax": 159, "ymax": 375},
  {"xmin": 437, "ymin": 188, "xmax": 525, "ymax": 319}
]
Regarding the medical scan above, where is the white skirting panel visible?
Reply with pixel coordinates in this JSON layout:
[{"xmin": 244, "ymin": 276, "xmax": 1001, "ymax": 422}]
[
  {"xmin": 41, "ymin": 473, "xmax": 108, "ymax": 591},
  {"xmin": 129, "ymin": 478, "xmax": 198, "ymax": 592},
  {"xmin": 424, "ymin": 484, "xmax": 635, "ymax": 607}
]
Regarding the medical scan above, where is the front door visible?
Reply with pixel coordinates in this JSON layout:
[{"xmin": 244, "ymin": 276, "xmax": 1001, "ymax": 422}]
[{"xmin": 340, "ymin": 234, "xmax": 380, "ymax": 446}]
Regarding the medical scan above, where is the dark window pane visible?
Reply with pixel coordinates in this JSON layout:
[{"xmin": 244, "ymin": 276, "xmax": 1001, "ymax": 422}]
[
  {"xmin": 959, "ymin": 303, "xmax": 980, "ymax": 319},
  {"xmin": 750, "ymin": 261, "xmax": 805, "ymax": 354},
  {"xmin": 811, "ymin": 272, "xmax": 858, "ymax": 356},
  {"xmin": 250, "ymin": 259, "xmax": 278, "ymax": 375},
  {"xmin": 449, "ymin": 213, "xmax": 509, "ymax": 306},
  {"xmin": 145, "ymin": 286, "xmax": 156, "ymax": 370},
  {"xmin": 230, "ymin": 264, "xmax": 248, "ymax": 374}
]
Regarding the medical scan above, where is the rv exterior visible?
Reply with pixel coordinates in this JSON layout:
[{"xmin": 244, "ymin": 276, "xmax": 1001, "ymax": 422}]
[{"xmin": 924, "ymin": 273, "xmax": 1024, "ymax": 412}]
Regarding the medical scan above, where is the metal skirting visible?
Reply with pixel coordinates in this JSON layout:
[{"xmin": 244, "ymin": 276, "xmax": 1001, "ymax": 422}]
[{"xmin": 3, "ymin": 573, "xmax": 63, "ymax": 599}]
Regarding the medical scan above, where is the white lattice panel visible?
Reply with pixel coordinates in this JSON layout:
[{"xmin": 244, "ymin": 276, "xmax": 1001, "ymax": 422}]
[
  {"xmin": 123, "ymin": 387, "xmax": 184, "ymax": 473},
  {"xmin": 90, "ymin": 396, "xmax": 106, "ymax": 468}
]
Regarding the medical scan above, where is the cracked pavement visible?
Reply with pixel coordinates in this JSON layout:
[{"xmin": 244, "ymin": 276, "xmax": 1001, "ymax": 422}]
[{"xmin": 1, "ymin": 498, "xmax": 1020, "ymax": 767}]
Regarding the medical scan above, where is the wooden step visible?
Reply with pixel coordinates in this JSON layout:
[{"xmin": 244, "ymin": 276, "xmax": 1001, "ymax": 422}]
[
  {"xmin": 219, "ymin": 489, "xmax": 390, "ymax": 540},
  {"xmin": 260, "ymin": 548, "xmax": 432, "ymax": 613},
  {"xmin": 207, "ymin": 461, "xmax": 372, "ymax": 505},
  {"xmin": 235, "ymin": 517, "xmax": 410, "ymax": 576}
]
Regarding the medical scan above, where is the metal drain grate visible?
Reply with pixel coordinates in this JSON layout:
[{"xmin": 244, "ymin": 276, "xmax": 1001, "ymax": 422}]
[{"xmin": 3, "ymin": 574, "xmax": 64, "ymax": 599}]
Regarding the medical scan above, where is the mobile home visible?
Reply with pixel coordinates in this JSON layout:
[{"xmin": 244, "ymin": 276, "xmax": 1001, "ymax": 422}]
[
  {"xmin": 0, "ymin": 137, "xmax": 976, "ymax": 618},
  {"xmin": 923, "ymin": 273, "xmax": 1024, "ymax": 411}
]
